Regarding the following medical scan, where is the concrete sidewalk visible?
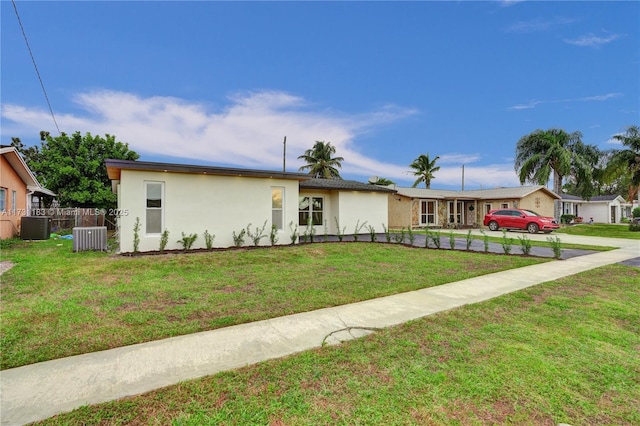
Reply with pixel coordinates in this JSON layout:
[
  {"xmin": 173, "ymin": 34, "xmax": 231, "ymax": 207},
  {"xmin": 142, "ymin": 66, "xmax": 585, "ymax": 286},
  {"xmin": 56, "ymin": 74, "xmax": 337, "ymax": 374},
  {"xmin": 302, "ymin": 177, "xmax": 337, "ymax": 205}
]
[{"xmin": 1, "ymin": 234, "xmax": 638, "ymax": 425}]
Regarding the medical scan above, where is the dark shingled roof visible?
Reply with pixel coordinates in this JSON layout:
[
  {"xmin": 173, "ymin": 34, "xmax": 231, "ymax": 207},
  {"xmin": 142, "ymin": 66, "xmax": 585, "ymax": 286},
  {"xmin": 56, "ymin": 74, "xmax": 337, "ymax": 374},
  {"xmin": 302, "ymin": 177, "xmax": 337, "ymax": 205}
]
[
  {"xmin": 299, "ymin": 178, "xmax": 396, "ymax": 193},
  {"xmin": 105, "ymin": 159, "xmax": 311, "ymax": 181}
]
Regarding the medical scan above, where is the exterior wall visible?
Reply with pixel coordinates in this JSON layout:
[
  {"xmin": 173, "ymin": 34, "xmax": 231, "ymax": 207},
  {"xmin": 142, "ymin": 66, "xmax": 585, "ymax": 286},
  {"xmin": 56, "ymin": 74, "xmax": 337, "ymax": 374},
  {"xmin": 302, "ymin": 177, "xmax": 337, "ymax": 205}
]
[
  {"xmin": 580, "ymin": 201, "xmax": 622, "ymax": 224},
  {"xmin": 0, "ymin": 156, "xmax": 28, "ymax": 238},
  {"xmin": 387, "ymin": 194, "xmax": 411, "ymax": 228},
  {"xmin": 481, "ymin": 191, "xmax": 556, "ymax": 219},
  {"xmin": 117, "ymin": 170, "xmax": 300, "ymax": 252},
  {"xmin": 336, "ymin": 191, "xmax": 389, "ymax": 234}
]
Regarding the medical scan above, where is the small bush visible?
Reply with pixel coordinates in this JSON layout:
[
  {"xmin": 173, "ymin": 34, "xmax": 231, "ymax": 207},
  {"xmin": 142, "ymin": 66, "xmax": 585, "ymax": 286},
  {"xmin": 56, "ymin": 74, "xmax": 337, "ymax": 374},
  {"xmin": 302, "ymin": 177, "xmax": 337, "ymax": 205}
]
[
  {"xmin": 407, "ymin": 227, "xmax": 415, "ymax": 245},
  {"xmin": 247, "ymin": 221, "xmax": 268, "ymax": 247},
  {"xmin": 159, "ymin": 229, "xmax": 170, "ymax": 251},
  {"xmin": 480, "ymin": 230, "xmax": 489, "ymax": 252},
  {"xmin": 366, "ymin": 225, "xmax": 376, "ymax": 242},
  {"xmin": 232, "ymin": 229, "xmax": 246, "ymax": 248},
  {"xmin": 335, "ymin": 217, "xmax": 346, "ymax": 242},
  {"xmin": 465, "ymin": 230, "xmax": 473, "ymax": 250},
  {"xmin": 547, "ymin": 235, "xmax": 563, "ymax": 259},
  {"xmin": 427, "ymin": 229, "xmax": 441, "ymax": 249},
  {"xmin": 501, "ymin": 230, "xmax": 513, "ymax": 254},
  {"xmin": 449, "ymin": 231, "xmax": 456, "ymax": 250},
  {"xmin": 204, "ymin": 230, "xmax": 215, "ymax": 249},
  {"xmin": 382, "ymin": 223, "xmax": 391, "ymax": 243},
  {"xmin": 518, "ymin": 235, "xmax": 532, "ymax": 255},
  {"xmin": 628, "ymin": 222, "xmax": 640, "ymax": 232},
  {"xmin": 288, "ymin": 221, "xmax": 298, "ymax": 244},
  {"xmin": 560, "ymin": 214, "xmax": 576, "ymax": 224},
  {"xmin": 269, "ymin": 225, "xmax": 279, "ymax": 246},
  {"xmin": 177, "ymin": 232, "xmax": 198, "ymax": 250},
  {"xmin": 133, "ymin": 217, "xmax": 141, "ymax": 253},
  {"xmin": 393, "ymin": 228, "xmax": 406, "ymax": 244},
  {"xmin": 353, "ymin": 220, "xmax": 367, "ymax": 242}
]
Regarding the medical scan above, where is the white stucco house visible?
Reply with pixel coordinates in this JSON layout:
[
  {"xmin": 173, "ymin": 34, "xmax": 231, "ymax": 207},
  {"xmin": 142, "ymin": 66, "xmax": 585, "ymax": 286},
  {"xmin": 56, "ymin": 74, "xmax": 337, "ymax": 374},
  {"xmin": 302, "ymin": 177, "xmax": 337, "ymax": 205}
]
[
  {"xmin": 560, "ymin": 194, "xmax": 632, "ymax": 224},
  {"xmin": 105, "ymin": 159, "xmax": 395, "ymax": 253}
]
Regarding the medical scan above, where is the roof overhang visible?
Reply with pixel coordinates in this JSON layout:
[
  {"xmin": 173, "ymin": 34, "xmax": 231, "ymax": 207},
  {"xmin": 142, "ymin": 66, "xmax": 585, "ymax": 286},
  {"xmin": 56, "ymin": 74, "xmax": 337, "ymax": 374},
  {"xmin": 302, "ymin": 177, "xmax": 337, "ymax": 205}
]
[{"xmin": 105, "ymin": 159, "xmax": 312, "ymax": 181}]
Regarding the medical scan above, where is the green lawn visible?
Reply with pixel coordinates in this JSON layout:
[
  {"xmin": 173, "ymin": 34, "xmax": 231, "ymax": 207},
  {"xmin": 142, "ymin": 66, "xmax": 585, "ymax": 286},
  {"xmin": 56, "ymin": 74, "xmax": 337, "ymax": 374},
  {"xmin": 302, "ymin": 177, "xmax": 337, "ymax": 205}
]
[
  {"xmin": 556, "ymin": 223, "xmax": 640, "ymax": 239},
  {"xmin": 36, "ymin": 264, "xmax": 640, "ymax": 425},
  {"xmin": 0, "ymin": 239, "xmax": 547, "ymax": 370}
]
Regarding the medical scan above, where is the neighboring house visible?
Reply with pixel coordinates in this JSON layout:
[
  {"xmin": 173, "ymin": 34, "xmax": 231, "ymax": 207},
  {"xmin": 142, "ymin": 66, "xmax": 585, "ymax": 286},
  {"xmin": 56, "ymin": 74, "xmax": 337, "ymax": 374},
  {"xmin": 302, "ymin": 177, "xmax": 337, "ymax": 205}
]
[
  {"xmin": 0, "ymin": 146, "xmax": 55, "ymax": 238},
  {"xmin": 561, "ymin": 194, "xmax": 632, "ymax": 224},
  {"xmin": 388, "ymin": 185, "xmax": 559, "ymax": 229},
  {"xmin": 105, "ymin": 159, "xmax": 396, "ymax": 253}
]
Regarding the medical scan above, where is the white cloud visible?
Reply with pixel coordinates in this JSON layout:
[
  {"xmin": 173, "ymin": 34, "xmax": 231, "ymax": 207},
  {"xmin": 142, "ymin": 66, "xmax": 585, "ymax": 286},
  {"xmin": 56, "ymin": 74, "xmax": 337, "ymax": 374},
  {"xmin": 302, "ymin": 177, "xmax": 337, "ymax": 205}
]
[
  {"xmin": 564, "ymin": 33, "xmax": 620, "ymax": 47},
  {"xmin": 506, "ymin": 16, "xmax": 577, "ymax": 33},
  {"xmin": 2, "ymin": 89, "xmax": 521, "ymax": 189},
  {"xmin": 508, "ymin": 92, "xmax": 623, "ymax": 111}
]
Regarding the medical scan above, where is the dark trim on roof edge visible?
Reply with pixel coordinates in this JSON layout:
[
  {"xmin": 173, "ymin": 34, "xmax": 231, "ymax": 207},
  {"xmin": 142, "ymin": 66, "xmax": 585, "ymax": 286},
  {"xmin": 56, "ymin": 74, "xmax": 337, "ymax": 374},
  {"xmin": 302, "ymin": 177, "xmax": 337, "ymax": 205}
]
[{"xmin": 105, "ymin": 159, "xmax": 312, "ymax": 181}]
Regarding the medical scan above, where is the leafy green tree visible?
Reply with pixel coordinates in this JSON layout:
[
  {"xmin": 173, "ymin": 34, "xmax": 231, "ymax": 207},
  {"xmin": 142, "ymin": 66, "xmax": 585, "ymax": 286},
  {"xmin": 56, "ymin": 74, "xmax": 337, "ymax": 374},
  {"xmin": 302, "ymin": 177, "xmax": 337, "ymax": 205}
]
[
  {"xmin": 368, "ymin": 177, "xmax": 395, "ymax": 186},
  {"xmin": 11, "ymin": 131, "xmax": 139, "ymax": 209},
  {"xmin": 515, "ymin": 128, "xmax": 593, "ymax": 218},
  {"xmin": 298, "ymin": 140, "xmax": 344, "ymax": 179},
  {"xmin": 608, "ymin": 125, "xmax": 640, "ymax": 202},
  {"xmin": 409, "ymin": 153, "xmax": 440, "ymax": 188}
]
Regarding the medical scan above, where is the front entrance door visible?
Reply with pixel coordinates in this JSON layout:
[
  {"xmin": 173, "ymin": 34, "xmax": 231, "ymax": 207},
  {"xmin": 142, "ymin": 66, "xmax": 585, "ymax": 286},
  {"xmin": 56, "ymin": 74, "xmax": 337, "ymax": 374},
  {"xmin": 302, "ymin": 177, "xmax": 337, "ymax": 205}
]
[{"xmin": 611, "ymin": 206, "xmax": 616, "ymax": 223}]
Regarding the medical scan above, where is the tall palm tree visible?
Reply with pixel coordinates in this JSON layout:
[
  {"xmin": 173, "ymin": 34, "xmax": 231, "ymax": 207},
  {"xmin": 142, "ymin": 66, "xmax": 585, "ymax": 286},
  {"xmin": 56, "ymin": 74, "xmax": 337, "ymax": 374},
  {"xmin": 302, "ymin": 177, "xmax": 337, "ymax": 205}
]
[
  {"xmin": 298, "ymin": 141, "xmax": 344, "ymax": 179},
  {"xmin": 409, "ymin": 154, "xmax": 440, "ymax": 188},
  {"xmin": 515, "ymin": 128, "xmax": 593, "ymax": 218},
  {"xmin": 609, "ymin": 125, "xmax": 640, "ymax": 202}
]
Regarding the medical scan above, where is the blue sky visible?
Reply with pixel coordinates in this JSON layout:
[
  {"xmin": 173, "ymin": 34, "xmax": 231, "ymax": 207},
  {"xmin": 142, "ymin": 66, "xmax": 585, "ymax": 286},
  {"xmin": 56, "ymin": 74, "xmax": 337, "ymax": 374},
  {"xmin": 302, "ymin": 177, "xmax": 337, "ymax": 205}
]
[{"xmin": 2, "ymin": 1, "xmax": 638, "ymax": 190}]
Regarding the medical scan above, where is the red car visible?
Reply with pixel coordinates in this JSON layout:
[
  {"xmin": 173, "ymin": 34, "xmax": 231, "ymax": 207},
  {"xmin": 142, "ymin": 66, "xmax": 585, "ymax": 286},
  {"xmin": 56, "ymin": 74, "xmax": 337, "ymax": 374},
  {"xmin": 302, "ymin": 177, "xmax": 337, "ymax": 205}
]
[{"xmin": 483, "ymin": 208, "xmax": 560, "ymax": 234}]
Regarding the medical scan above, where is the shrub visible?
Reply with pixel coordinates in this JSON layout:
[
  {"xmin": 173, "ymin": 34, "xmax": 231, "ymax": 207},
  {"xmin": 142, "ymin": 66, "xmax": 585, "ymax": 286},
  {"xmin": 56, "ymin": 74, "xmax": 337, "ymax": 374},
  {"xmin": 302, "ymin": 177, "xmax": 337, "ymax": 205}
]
[
  {"xmin": 159, "ymin": 229, "xmax": 170, "ymax": 251},
  {"xmin": 633, "ymin": 207, "xmax": 640, "ymax": 218},
  {"xmin": 366, "ymin": 225, "xmax": 376, "ymax": 242},
  {"xmin": 305, "ymin": 222, "xmax": 316, "ymax": 243},
  {"xmin": 133, "ymin": 217, "xmax": 141, "ymax": 253},
  {"xmin": 382, "ymin": 223, "xmax": 391, "ymax": 243},
  {"xmin": 288, "ymin": 221, "xmax": 298, "ymax": 244},
  {"xmin": 465, "ymin": 230, "xmax": 473, "ymax": 250},
  {"xmin": 547, "ymin": 235, "xmax": 563, "ymax": 259},
  {"xmin": 628, "ymin": 222, "xmax": 640, "ymax": 232},
  {"xmin": 393, "ymin": 228, "xmax": 406, "ymax": 244},
  {"xmin": 269, "ymin": 225, "xmax": 279, "ymax": 246},
  {"xmin": 480, "ymin": 230, "xmax": 489, "ymax": 252},
  {"xmin": 560, "ymin": 214, "xmax": 576, "ymax": 224},
  {"xmin": 353, "ymin": 220, "xmax": 367, "ymax": 242},
  {"xmin": 449, "ymin": 231, "xmax": 456, "ymax": 250},
  {"xmin": 501, "ymin": 229, "xmax": 513, "ymax": 254},
  {"xmin": 247, "ymin": 221, "xmax": 268, "ymax": 247},
  {"xmin": 232, "ymin": 228, "xmax": 246, "ymax": 248},
  {"xmin": 204, "ymin": 230, "xmax": 215, "ymax": 249},
  {"xmin": 334, "ymin": 217, "xmax": 346, "ymax": 242},
  {"xmin": 518, "ymin": 234, "xmax": 532, "ymax": 255},
  {"xmin": 177, "ymin": 232, "xmax": 198, "ymax": 250},
  {"xmin": 407, "ymin": 227, "xmax": 415, "ymax": 245},
  {"xmin": 427, "ymin": 229, "xmax": 441, "ymax": 249}
]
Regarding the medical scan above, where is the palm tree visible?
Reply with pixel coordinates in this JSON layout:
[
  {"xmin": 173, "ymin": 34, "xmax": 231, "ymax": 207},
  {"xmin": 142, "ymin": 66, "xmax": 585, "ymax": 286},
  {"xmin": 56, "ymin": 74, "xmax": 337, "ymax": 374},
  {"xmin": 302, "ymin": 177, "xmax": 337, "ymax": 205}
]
[
  {"xmin": 609, "ymin": 125, "xmax": 640, "ymax": 202},
  {"xmin": 514, "ymin": 128, "xmax": 593, "ymax": 218},
  {"xmin": 298, "ymin": 141, "xmax": 344, "ymax": 179},
  {"xmin": 409, "ymin": 154, "xmax": 440, "ymax": 188}
]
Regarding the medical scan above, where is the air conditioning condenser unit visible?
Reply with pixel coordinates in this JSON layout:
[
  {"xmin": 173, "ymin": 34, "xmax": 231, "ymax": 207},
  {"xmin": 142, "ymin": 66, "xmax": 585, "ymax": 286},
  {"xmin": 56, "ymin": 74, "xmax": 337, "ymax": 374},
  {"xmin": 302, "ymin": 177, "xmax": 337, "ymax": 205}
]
[{"xmin": 73, "ymin": 226, "xmax": 107, "ymax": 252}]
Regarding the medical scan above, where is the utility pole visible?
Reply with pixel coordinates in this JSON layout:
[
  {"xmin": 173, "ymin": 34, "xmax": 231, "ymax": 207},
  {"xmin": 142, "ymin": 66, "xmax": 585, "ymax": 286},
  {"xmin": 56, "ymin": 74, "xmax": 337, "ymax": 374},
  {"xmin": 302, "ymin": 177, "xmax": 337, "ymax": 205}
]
[
  {"xmin": 461, "ymin": 164, "xmax": 465, "ymax": 191},
  {"xmin": 283, "ymin": 136, "xmax": 287, "ymax": 172}
]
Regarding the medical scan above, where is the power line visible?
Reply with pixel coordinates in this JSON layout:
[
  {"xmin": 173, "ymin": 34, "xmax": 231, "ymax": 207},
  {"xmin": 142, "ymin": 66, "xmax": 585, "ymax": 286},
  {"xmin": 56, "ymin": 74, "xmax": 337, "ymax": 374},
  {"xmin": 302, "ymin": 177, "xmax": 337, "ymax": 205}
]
[{"xmin": 11, "ymin": 0, "xmax": 61, "ymax": 135}]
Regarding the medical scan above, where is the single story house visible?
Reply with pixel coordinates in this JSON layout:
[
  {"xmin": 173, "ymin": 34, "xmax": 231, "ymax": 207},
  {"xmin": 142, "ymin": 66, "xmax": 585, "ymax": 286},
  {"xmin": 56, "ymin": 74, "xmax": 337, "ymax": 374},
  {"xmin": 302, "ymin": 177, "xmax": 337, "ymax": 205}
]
[
  {"xmin": 0, "ymin": 146, "xmax": 55, "ymax": 239},
  {"xmin": 388, "ymin": 185, "xmax": 560, "ymax": 229},
  {"xmin": 105, "ymin": 159, "xmax": 395, "ymax": 253},
  {"xmin": 561, "ymin": 194, "xmax": 632, "ymax": 224}
]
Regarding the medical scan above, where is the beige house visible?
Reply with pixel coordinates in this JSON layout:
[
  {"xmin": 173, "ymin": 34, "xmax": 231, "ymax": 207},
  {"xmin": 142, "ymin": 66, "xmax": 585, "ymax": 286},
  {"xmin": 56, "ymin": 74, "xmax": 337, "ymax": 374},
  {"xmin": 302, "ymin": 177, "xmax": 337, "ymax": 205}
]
[
  {"xmin": 106, "ymin": 159, "xmax": 395, "ymax": 253},
  {"xmin": 388, "ymin": 185, "xmax": 560, "ymax": 229}
]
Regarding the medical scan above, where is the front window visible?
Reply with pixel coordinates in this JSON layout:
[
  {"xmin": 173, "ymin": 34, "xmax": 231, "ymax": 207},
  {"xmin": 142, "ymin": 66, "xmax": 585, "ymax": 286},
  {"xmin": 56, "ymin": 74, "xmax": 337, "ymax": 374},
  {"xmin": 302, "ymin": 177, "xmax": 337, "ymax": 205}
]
[
  {"xmin": 145, "ymin": 182, "xmax": 163, "ymax": 234},
  {"xmin": 11, "ymin": 190, "xmax": 17, "ymax": 213},
  {"xmin": 420, "ymin": 200, "xmax": 436, "ymax": 225},
  {"xmin": 0, "ymin": 188, "xmax": 6, "ymax": 211},
  {"xmin": 299, "ymin": 196, "xmax": 323, "ymax": 226},
  {"xmin": 272, "ymin": 187, "xmax": 284, "ymax": 230},
  {"xmin": 448, "ymin": 201, "xmax": 463, "ymax": 224},
  {"xmin": 501, "ymin": 203, "xmax": 509, "ymax": 209}
]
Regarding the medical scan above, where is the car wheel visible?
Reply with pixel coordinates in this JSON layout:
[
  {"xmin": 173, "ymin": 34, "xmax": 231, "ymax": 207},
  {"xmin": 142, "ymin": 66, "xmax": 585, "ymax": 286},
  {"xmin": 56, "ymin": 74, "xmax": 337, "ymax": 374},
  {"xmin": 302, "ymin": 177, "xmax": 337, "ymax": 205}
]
[
  {"xmin": 527, "ymin": 223, "xmax": 539, "ymax": 234},
  {"xmin": 488, "ymin": 221, "xmax": 499, "ymax": 231}
]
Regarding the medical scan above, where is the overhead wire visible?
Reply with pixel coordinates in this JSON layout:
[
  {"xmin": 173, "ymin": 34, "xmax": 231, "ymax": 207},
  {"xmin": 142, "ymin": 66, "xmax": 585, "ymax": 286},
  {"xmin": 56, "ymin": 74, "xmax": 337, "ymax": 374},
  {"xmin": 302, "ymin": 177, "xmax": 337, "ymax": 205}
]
[{"xmin": 11, "ymin": 0, "xmax": 61, "ymax": 135}]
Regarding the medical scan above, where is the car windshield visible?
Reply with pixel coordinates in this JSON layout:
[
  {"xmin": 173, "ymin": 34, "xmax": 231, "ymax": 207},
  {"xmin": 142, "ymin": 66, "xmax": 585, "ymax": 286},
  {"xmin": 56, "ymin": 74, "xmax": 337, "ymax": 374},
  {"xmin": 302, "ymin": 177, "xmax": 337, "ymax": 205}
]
[{"xmin": 523, "ymin": 210, "xmax": 541, "ymax": 217}]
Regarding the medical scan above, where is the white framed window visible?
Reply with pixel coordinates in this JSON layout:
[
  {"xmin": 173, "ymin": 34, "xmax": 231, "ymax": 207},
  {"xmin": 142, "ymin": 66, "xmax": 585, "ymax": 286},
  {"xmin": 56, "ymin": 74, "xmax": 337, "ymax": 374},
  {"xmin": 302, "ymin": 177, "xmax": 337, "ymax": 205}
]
[
  {"xmin": 11, "ymin": 190, "xmax": 17, "ymax": 213},
  {"xmin": 448, "ymin": 201, "xmax": 463, "ymax": 224},
  {"xmin": 145, "ymin": 182, "xmax": 164, "ymax": 234},
  {"xmin": 0, "ymin": 188, "xmax": 6, "ymax": 211},
  {"xmin": 501, "ymin": 202, "xmax": 509, "ymax": 209},
  {"xmin": 420, "ymin": 200, "xmax": 436, "ymax": 225},
  {"xmin": 299, "ymin": 196, "xmax": 323, "ymax": 226},
  {"xmin": 272, "ymin": 187, "xmax": 284, "ymax": 230}
]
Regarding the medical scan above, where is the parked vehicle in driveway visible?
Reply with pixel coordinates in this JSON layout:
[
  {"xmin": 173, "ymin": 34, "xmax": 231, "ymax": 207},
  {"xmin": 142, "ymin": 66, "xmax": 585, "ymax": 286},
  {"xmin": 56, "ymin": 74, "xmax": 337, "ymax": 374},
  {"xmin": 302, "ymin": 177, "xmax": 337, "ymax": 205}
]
[{"xmin": 483, "ymin": 208, "xmax": 560, "ymax": 234}]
